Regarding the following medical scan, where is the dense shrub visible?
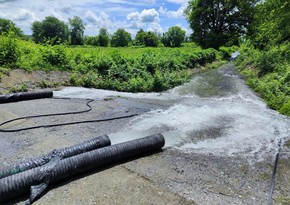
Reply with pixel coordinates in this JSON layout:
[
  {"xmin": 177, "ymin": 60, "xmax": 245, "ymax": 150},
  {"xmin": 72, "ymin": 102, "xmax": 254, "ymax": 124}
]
[
  {"xmin": 40, "ymin": 46, "xmax": 69, "ymax": 70},
  {"xmin": 0, "ymin": 38, "xmax": 219, "ymax": 93},
  {"xmin": 0, "ymin": 34, "xmax": 19, "ymax": 66},
  {"xmin": 219, "ymin": 46, "xmax": 239, "ymax": 59},
  {"xmin": 236, "ymin": 42, "xmax": 290, "ymax": 116}
]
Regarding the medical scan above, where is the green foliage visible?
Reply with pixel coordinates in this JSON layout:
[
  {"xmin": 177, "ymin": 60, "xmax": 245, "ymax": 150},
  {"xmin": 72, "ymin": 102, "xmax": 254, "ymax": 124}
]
[
  {"xmin": 69, "ymin": 16, "xmax": 85, "ymax": 45},
  {"xmin": 9, "ymin": 83, "xmax": 28, "ymax": 93},
  {"xmin": 161, "ymin": 26, "xmax": 186, "ymax": 47},
  {"xmin": 37, "ymin": 80, "xmax": 60, "ymax": 89},
  {"xmin": 185, "ymin": 0, "xmax": 257, "ymax": 49},
  {"xmin": 219, "ymin": 46, "xmax": 239, "ymax": 59},
  {"xmin": 236, "ymin": 42, "xmax": 290, "ymax": 116},
  {"xmin": 32, "ymin": 16, "xmax": 69, "ymax": 45},
  {"xmin": 0, "ymin": 33, "xmax": 19, "ymax": 67},
  {"xmin": 0, "ymin": 18, "xmax": 23, "ymax": 37},
  {"xmin": 111, "ymin": 29, "xmax": 132, "ymax": 47},
  {"xmin": 98, "ymin": 28, "xmax": 110, "ymax": 47},
  {"xmin": 0, "ymin": 37, "xmax": 219, "ymax": 93},
  {"xmin": 65, "ymin": 46, "xmax": 217, "ymax": 92},
  {"xmin": 249, "ymin": 0, "xmax": 290, "ymax": 49},
  {"xmin": 144, "ymin": 32, "xmax": 159, "ymax": 47},
  {"xmin": 135, "ymin": 30, "xmax": 159, "ymax": 47},
  {"xmin": 279, "ymin": 101, "xmax": 290, "ymax": 116},
  {"xmin": 40, "ymin": 45, "xmax": 69, "ymax": 70},
  {"xmin": 85, "ymin": 36, "xmax": 99, "ymax": 46},
  {"xmin": 135, "ymin": 29, "xmax": 146, "ymax": 46}
]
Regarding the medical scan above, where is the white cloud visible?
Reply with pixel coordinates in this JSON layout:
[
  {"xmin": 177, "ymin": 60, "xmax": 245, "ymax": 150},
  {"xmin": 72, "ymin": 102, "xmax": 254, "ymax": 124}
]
[
  {"xmin": 85, "ymin": 11, "xmax": 113, "ymax": 29},
  {"xmin": 127, "ymin": 8, "xmax": 159, "ymax": 23},
  {"xmin": 159, "ymin": 4, "xmax": 187, "ymax": 18},
  {"xmin": 126, "ymin": 8, "xmax": 162, "ymax": 35},
  {"xmin": 140, "ymin": 9, "xmax": 159, "ymax": 23},
  {"xmin": 127, "ymin": 12, "xmax": 140, "ymax": 21},
  {"xmin": 14, "ymin": 9, "xmax": 37, "ymax": 22},
  {"xmin": 145, "ymin": 0, "xmax": 156, "ymax": 3},
  {"xmin": 165, "ymin": 0, "xmax": 188, "ymax": 4}
]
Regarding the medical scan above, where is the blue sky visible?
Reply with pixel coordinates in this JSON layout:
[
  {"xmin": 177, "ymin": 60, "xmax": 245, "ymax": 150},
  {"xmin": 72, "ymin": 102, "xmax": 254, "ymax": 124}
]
[{"xmin": 0, "ymin": 0, "xmax": 191, "ymax": 37}]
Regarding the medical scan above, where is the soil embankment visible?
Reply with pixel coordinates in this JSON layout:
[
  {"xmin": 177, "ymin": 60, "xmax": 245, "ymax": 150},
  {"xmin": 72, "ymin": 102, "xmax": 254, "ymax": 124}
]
[{"xmin": 0, "ymin": 69, "xmax": 70, "ymax": 93}]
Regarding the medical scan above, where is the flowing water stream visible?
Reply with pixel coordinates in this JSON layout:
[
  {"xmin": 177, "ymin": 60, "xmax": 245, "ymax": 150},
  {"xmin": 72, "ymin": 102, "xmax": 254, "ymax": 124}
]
[{"xmin": 54, "ymin": 63, "xmax": 290, "ymax": 160}]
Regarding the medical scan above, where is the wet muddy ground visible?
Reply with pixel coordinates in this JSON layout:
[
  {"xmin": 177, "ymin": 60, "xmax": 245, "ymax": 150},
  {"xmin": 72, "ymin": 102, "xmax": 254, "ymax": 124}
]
[{"xmin": 0, "ymin": 96, "xmax": 289, "ymax": 205}]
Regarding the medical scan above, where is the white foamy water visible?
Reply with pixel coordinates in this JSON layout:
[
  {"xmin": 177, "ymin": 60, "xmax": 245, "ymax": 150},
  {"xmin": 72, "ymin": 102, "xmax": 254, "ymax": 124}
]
[{"xmin": 54, "ymin": 63, "xmax": 290, "ymax": 159}]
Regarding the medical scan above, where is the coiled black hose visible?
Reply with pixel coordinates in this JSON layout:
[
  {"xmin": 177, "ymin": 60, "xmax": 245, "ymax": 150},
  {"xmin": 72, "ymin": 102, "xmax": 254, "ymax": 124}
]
[
  {"xmin": 0, "ymin": 91, "xmax": 53, "ymax": 104},
  {"xmin": 0, "ymin": 134, "xmax": 165, "ymax": 204},
  {"xmin": 0, "ymin": 135, "xmax": 111, "ymax": 179}
]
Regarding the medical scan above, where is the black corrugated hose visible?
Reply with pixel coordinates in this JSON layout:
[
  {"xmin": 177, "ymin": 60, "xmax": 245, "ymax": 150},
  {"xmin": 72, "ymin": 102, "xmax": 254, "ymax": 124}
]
[
  {"xmin": 0, "ymin": 134, "xmax": 165, "ymax": 204},
  {"xmin": 0, "ymin": 135, "xmax": 111, "ymax": 179},
  {"xmin": 0, "ymin": 91, "xmax": 164, "ymax": 204},
  {"xmin": 0, "ymin": 91, "xmax": 53, "ymax": 104}
]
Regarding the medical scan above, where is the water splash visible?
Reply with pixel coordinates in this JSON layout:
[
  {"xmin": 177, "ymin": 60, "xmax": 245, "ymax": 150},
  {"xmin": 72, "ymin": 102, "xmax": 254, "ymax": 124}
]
[{"xmin": 55, "ymin": 63, "xmax": 290, "ymax": 160}]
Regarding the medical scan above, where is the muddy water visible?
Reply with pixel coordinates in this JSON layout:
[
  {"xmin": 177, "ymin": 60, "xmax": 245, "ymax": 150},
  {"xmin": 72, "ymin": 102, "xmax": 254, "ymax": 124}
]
[{"xmin": 54, "ymin": 63, "xmax": 290, "ymax": 160}]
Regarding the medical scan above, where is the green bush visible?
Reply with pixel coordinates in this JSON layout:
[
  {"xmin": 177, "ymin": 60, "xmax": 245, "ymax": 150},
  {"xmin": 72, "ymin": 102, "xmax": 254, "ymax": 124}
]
[
  {"xmin": 0, "ymin": 35, "xmax": 19, "ymax": 66},
  {"xmin": 9, "ymin": 83, "xmax": 28, "ymax": 93},
  {"xmin": 236, "ymin": 42, "xmax": 290, "ymax": 116},
  {"xmin": 0, "ymin": 38, "xmax": 220, "ymax": 93},
  {"xmin": 40, "ymin": 45, "xmax": 69, "ymax": 70},
  {"xmin": 82, "ymin": 71, "xmax": 100, "ymax": 87},
  {"xmin": 219, "ymin": 46, "xmax": 238, "ymax": 59},
  {"xmin": 279, "ymin": 100, "xmax": 290, "ymax": 116}
]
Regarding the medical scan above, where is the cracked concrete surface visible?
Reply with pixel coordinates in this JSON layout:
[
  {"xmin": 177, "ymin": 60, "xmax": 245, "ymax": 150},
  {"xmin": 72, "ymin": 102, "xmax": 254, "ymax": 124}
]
[{"xmin": 0, "ymin": 96, "xmax": 289, "ymax": 205}]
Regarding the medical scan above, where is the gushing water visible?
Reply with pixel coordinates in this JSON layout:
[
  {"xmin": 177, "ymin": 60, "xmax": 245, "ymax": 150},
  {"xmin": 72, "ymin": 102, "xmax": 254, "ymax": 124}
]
[{"xmin": 54, "ymin": 63, "xmax": 289, "ymax": 159}]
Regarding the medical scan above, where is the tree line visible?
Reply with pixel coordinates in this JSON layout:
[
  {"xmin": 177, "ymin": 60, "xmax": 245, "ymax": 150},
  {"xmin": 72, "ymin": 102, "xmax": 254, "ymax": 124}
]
[
  {"xmin": 1, "ymin": 0, "xmax": 288, "ymax": 50},
  {"xmin": 0, "ymin": 16, "xmax": 186, "ymax": 48}
]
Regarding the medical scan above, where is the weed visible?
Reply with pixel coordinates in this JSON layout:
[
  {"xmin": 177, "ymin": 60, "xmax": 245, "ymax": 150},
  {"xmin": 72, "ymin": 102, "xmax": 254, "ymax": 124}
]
[{"xmin": 9, "ymin": 84, "xmax": 28, "ymax": 93}]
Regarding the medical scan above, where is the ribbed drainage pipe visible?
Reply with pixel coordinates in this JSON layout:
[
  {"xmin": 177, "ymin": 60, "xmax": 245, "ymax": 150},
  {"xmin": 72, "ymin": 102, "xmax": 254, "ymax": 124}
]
[
  {"xmin": 0, "ymin": 134, "xmax": 165, "ymax": 203},
  {"xmin": 0, "ymin": 135, "xmax": 111, "ymax": 179},
  {"xmin": 0, "ymin": 90, "xmax": 53, "ymax": 104}
]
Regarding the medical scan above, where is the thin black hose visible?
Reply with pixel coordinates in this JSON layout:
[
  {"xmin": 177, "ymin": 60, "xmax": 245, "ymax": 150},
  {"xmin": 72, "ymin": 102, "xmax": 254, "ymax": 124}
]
[
  {"xmin": 268, "ymin": 139, "xmax": 282, "ymax": 205},
  {"xmin": 0, "ymin": 99, "xmax": 140, "ymax": 132},
  {"xmin": 0, "ymin": 134, "xmax": 165, "ymax": 204}
]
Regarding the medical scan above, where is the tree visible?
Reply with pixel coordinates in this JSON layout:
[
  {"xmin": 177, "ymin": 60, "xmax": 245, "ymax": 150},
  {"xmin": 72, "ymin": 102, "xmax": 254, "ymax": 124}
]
[
  {"xmin": 249, "ymin": 0, "xmax": 290, "ymax": 49},
  {"xmin": 69, "ymin": 16, "xmax": 85, "ymax": 45},
  {"xmin": 111, "ymin": 28, "xmax": 132, "ymax": 47},
  {"xmin": 161, "ymin": 26, "xmax": 185, "ymax": 47},
  {"xmin": 98, "ymin": 28, "xmax": 109, "ymax": 47},
  {"xmin": 32, "ymin": 16, "xmax": 69, "ymax": 44},
  {"xmin": 0, "ymin": 18, "xmax": 23, "ymax": 37},
  {"xmin": 135, "ymin": 29, "xmax": 146, "ymax": 46},
  {"xmin": 144, "ymin": 31, "xmax": 159, "ymax": 47},
  {"xmin": 135, "ymin": 30, "xmax": 159, "ymax": 47},
  {"xmin": 85, "ymin": 36, "xmax": 98, "ymax": 46},
  {"xmin": 185, "ymin": 0, "xmax": 257, "ymax": 49}
]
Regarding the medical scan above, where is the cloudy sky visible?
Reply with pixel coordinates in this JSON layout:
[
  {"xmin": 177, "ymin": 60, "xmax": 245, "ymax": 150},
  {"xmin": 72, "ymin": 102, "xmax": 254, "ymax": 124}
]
[{"xmin": 0, "ymin": 0, "xmax": 191, "ymax": 37}]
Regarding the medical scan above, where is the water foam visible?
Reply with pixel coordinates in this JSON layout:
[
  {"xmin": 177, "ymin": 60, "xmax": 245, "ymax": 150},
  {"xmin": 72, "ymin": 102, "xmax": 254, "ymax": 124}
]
[{"xmin": 55, "ymin": 63, "xmax": 290, "ymax": 160}]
